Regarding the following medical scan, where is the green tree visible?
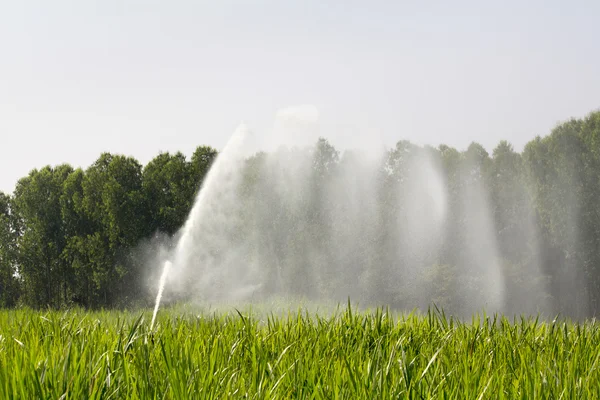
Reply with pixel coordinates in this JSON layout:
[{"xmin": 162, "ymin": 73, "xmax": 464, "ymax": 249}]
[
  {"xmin": 78, "ymin": 153, "xmax": 149, "ymax": 307},
  {"xmin": 523, "ymin": 120, "xmax": 593, "ymax": 317},
  {"xmin": 190, "ymin": 145, "xmax": 218, "ymax": 194},
  {"xmin": 490, "ymin": 141, "xmax": 551, "ymax": 315},
  {"xmin": 12, "ymin": 165, "xmax": 74, "ymax": 307},
  {"xmin": 143, "ymin": 152, "xmax": 193, "ymax": 236},
  {"xmin": 59, "ymin": 168, "xmax": 97, "ymax": 306},
  {"xmin": 0, "ymin": 192, "xmax": 20, "ymax": 306},
  {"xmin": 308, "ymin": 138, "xmax": 340, "ymax": 297}
]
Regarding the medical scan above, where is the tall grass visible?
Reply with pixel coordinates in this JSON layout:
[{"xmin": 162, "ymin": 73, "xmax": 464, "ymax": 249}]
[{"xmin": 0, "ymin": 305, "xmax": 599, "ymax": 398}]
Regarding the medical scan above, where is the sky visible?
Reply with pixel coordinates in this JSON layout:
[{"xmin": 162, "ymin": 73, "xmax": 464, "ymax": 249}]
[{"xmin": 1, "ymin": 0, "xmax": 599, "ymax": 193}]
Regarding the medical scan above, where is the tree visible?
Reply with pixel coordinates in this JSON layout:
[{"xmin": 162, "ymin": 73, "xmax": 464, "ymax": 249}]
[
  {"xmin": 307, "ymin": 138, "xmax": 340, "ymax": 297},
  {"xmin": 59, "ymin": 168, "xmax": 97, "ymax": 307},
  {"xmin": 190, "ymin": 145, "xmax": 218, "ymax": 194},
  {"xmin": 0, "ymin": 192, "xmax": 20, "ymax": 306},
  {"xmin": 12, "ymin": 165, "xmax": 73, "ymax": 307},
  {"xmin": 489, "ymin": 141, "xmax": 551, "ymax": 315},
  {"xmin": 523, "ymin": 120, "xmax": 594, "ymax": 317},
  {"xmin": 143, "ymin": 152, "xmax": 193, "ymax": 236},
  {"xmin": 78, "ymin": 153, "xmax": 149, "ymax": 307}
]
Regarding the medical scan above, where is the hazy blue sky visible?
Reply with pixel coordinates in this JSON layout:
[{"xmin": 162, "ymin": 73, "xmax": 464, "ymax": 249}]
[{"xmin": 1, "ymin": 0, "xmax": 599, "ymax": 193}]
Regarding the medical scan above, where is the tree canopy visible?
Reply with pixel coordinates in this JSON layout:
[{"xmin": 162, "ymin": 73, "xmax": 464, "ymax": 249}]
[{"xmin": 2, "ymin": 111, "xmax": 600, "ymax": 317}]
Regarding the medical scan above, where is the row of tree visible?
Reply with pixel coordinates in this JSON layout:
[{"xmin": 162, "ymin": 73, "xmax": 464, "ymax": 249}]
[
  {"xmin": 1, "ymin": 110, "xmax": 600, "ymax": 316},
  {"xmin": 0, "ymin": 146, "xmax": 217, "ymax": 308}
]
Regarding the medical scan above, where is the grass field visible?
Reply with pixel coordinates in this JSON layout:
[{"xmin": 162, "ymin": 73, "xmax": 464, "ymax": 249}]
[{"xmin": 0, "ymin": 304, "xmax": 599, "ymax": 399}]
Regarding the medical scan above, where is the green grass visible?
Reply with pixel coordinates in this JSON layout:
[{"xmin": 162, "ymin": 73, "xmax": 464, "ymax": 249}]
[{"xmin": 0, "ymin": 304, "xmax": 599, "ymax": 399}]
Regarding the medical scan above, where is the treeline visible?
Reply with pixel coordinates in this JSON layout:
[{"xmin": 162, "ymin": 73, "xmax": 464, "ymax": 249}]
[
  {"xmin": 0, "ymin": 146, "xmax": 218, "ymax": 308},
  {"xmin": 1, "ymin": 110, "xmax": 600, "ymax": 315}
]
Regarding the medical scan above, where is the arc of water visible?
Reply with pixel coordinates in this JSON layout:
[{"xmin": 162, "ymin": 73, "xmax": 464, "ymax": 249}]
[
  {"xmin": 149, "ymin": 123, "xmax": 251, "ymax": 329},
  {"xmin": 151, "ymin": 260, "xmax": 172, "ymax": 329}
]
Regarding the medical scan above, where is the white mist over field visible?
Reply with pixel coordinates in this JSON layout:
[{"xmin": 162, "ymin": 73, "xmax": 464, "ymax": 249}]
[{"xmin": 151, "ymin": 106, "xmax": 550, "ymax": 321}]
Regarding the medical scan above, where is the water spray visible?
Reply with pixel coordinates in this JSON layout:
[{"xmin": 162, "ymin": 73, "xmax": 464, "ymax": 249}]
[
  {"xmin": 149, "ymin": 122, "xmax": 251, "ymax": 329},
  {"xmin": 151, "ymin": 260, "xmax": 172, "ymax": 329}
]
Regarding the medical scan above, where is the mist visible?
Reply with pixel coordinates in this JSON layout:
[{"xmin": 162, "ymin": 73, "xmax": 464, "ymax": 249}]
[{"xmin": 151, "ymin": 107, "xmax": 598, "ymax": 319}]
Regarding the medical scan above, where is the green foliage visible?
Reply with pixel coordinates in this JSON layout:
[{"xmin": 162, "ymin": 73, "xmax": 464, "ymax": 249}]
[
  {"xmin": 143, "ymin": 152, "xmax": 193, "ymax": 235},
  {"xmin": 190, "ymin": 145, "xmax": 218, "ymax": 195},
  {"xmin": 4, "ymin": 110, "xmax": 600, "ymax": 312},
  {"xmin": 2, "ymin": 146, "xmax": 219, "ymax": 309},
  {"xmin": 12, "ymin": 165, "xmax": 74, "ymax": 307},
  {"xmin": 0, "ymin": 192, "xmax": 20, "ymax": 306},
  {"xmin": 1, "ymin": 307, "xmax": 600, "ymax": 398}
]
